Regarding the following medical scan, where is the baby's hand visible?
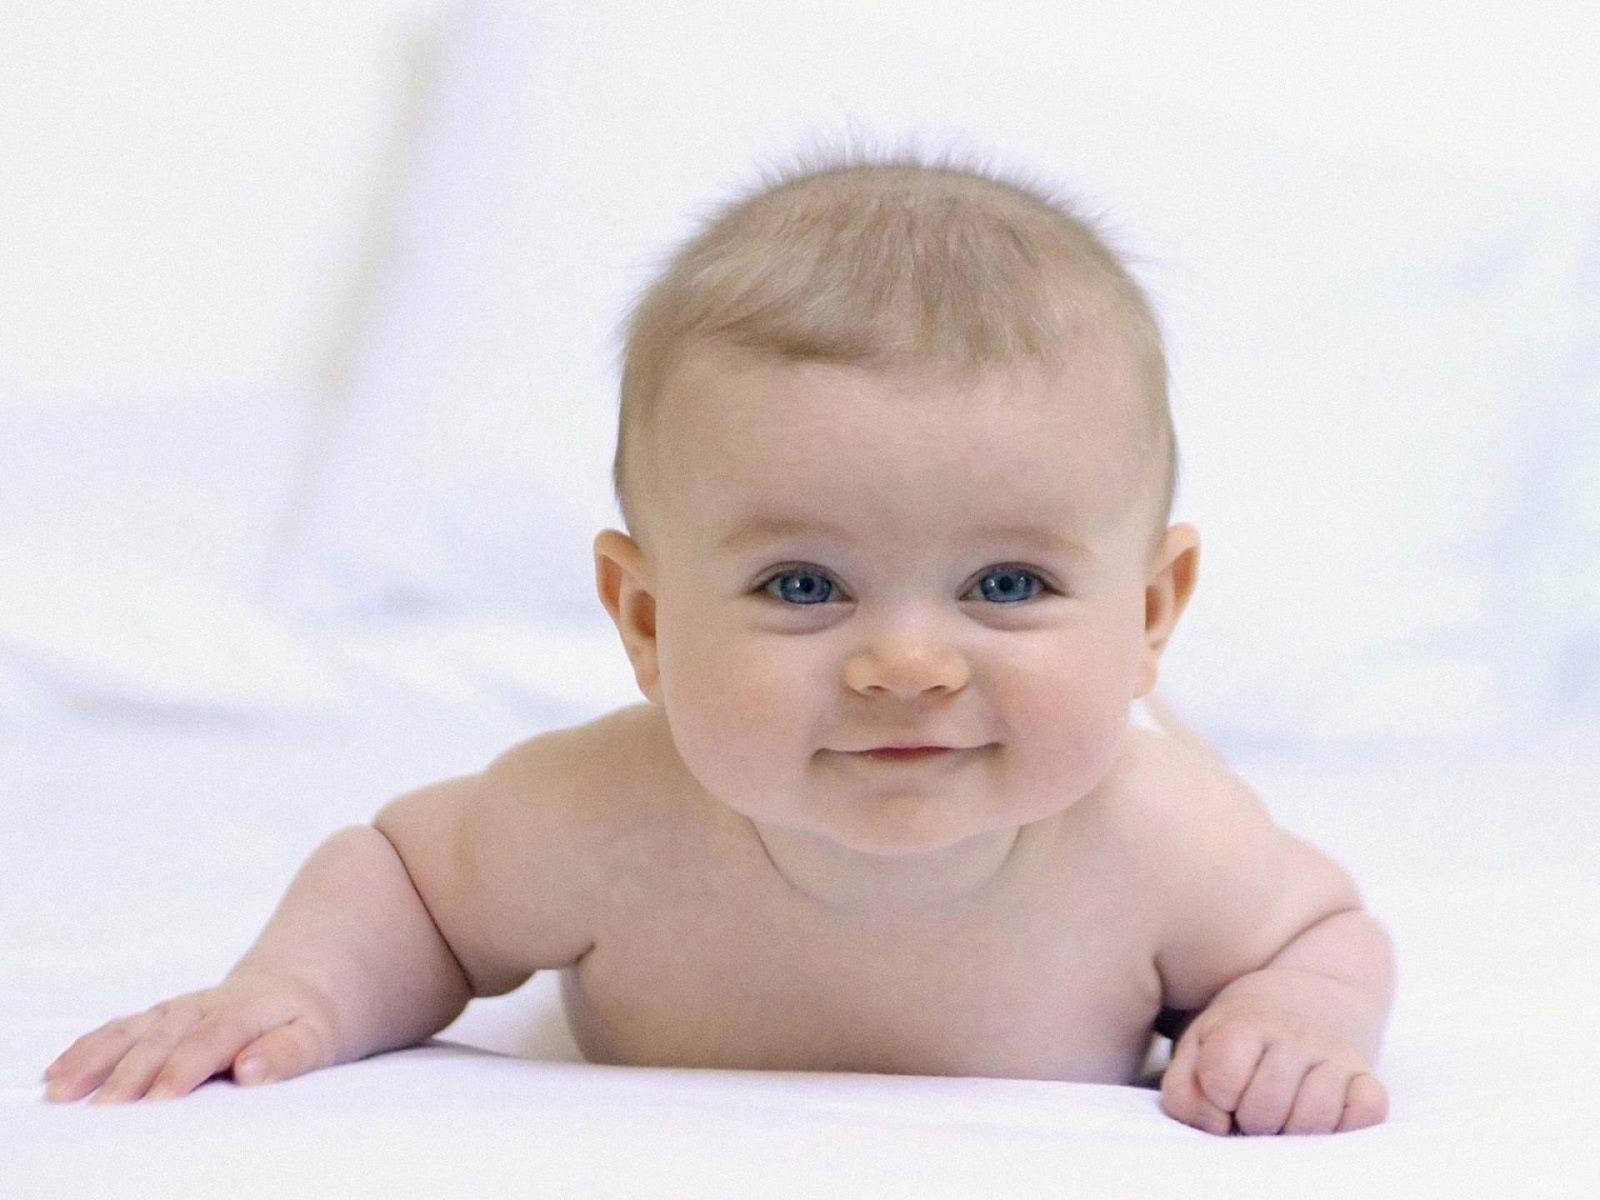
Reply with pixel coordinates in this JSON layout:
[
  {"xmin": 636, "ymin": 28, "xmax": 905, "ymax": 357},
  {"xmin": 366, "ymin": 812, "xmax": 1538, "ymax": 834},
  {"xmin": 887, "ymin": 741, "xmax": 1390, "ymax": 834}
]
[
  {"xmin": 41, "ymin": 968, "xmax": 342, "ymax": 1105},
  {"xmin": 1159, "ymin": 992, "xmax": 1388, "ymax": 1136}
]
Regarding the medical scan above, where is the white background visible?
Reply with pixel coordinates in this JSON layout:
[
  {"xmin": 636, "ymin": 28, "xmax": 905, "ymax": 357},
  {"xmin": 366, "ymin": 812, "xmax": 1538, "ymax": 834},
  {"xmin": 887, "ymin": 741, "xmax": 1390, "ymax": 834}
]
[{"xmin": 2, "ymin": 0, "xmax": 1596, "ymax": 749}]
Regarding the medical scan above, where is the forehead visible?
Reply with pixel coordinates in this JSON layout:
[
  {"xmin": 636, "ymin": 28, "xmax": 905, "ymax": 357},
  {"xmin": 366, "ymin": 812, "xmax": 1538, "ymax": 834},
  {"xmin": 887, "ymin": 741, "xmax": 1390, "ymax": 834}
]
[{"xmin": 649, "ymin": 348, "xmax": 1152, "ymax": 543}]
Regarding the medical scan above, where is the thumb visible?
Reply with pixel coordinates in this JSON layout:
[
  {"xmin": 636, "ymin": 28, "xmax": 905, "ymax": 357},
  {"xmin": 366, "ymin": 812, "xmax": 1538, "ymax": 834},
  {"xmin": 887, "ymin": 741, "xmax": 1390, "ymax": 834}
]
[{"xmin": 233, "ymin": 1017, "xmax": 334, "ymax": 1085}]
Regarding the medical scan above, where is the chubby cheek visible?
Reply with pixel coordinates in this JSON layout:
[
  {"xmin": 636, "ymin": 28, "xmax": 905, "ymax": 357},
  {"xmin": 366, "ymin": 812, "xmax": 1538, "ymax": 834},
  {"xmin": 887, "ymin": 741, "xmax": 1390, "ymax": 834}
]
[
  {"xmin": 1003, "ymin": 637, "xmax": 1138, "ymax": 803},
  {"xmin": 655, "ymin": 616, "xmax": 819, "ymax": 808}
]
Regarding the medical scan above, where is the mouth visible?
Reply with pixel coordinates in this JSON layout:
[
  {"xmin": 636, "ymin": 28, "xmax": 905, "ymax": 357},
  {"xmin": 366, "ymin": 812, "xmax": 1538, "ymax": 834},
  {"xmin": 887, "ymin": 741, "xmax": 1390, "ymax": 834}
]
[{"xmin": 849, "ymin": 745, "xmax": 980, "ymax": 762}]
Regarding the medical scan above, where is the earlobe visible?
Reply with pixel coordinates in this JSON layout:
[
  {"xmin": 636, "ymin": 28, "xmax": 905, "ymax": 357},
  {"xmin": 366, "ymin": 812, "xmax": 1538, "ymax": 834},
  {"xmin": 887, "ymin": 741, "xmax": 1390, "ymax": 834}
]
[
  {"xmin": 1135, "ymin": 523, "xmax": 1200, "ymax": 698},
  {"xmin": 593, "ymin": 528, "xmax": 662, "ymax": 703}
]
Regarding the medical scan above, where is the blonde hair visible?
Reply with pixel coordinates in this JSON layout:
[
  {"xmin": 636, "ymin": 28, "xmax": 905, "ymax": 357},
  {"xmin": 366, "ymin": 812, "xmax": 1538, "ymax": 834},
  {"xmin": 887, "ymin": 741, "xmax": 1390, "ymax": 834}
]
[{"xmin": 611, "ymin": 142, "xmax": 1176, "ymax": 543}]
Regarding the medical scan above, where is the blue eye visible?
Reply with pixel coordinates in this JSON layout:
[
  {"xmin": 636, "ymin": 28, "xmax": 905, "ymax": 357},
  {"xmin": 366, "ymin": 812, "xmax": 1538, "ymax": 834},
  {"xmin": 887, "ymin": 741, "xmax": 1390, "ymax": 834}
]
[
  {"xmin": 968, "ymin": 567, "xmax": 1044, "ymax": 604},
  {"xmin": 757, "ymin": 565, "xmax": 1049, "ymax": 606},
  {"xmin": 763, "ymin": 569, "xmax": 836, "ymax": 605}
]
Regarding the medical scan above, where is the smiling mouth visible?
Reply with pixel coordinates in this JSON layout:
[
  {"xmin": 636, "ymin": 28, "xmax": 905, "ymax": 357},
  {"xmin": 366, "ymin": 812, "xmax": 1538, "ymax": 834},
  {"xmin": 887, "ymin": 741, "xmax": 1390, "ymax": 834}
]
[{"xmin": 850, "ymin": 745, "xmax": 982, "ymax": 762}]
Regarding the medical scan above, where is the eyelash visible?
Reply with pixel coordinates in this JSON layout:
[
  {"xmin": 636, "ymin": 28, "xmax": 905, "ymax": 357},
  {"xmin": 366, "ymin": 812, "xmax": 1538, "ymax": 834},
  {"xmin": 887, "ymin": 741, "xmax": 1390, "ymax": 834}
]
[{"xmin": 754, "ymin": 564, "xmax": 1059, "ymax": 606}]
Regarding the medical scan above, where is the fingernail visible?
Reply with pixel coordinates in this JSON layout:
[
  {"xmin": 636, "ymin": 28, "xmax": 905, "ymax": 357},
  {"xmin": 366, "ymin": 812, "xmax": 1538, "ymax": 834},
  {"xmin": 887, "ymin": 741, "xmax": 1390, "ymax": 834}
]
[
  {"xmin": 146, "ymin": 1085, "xmax": 176, "ymax": 1102},
  {"xmin": 237, "ymin": 1058, "xmax": 266, "ymax": 1084}
]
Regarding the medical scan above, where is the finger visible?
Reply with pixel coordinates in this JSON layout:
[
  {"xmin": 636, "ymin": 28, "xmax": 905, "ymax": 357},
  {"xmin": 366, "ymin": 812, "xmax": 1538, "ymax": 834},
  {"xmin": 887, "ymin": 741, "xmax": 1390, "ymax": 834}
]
[
  {"xmin": 145, "ymin": 1008, "xmax": 277, "ymax": 1101},
  {"xmin": 1337, "ymin": 1072, "xmax": 1389, "ymax": 1132},
  {"xmin": 1283, "ymin": 1059, "xmax": 1350, "ymax": 1135},
  {"xmin": 43, "ymin": 1012, "xmax": 162, "ymax": 1103},
  {"xmin": 231, "ymin": 1015, "xmax": 336, "ymax": 1087},
  {"xmin": 1161, "ymin": 1030, "xmax": 1234, "ymax": 1135},
  {"xmin": 1234, "ymin": 1042, "xmax": 1316, "ymax": 1136},
  {"xmin": 88, "ymin": 1006, "xmax": 206, "ymax": 1104},
  {"xmin": 1194, "ymin": 1022, "xmax": 1267, "ymax": 1114}
]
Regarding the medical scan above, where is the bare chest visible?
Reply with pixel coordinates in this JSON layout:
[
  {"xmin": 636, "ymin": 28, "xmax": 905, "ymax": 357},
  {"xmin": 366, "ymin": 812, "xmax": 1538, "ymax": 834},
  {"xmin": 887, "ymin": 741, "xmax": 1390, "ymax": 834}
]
[{"xmin": 561, "ymin": 816, "xmax": 1164, "ymax": 1084}]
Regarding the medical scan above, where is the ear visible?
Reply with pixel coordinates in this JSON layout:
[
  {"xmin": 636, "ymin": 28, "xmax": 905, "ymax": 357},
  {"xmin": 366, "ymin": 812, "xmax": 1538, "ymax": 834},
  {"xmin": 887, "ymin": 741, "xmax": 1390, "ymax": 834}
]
[
  {"xmin": 594, "ymin": 528, "xmax": 662, "ymax": 704},
  {"xmin": 1134, "ymin": 523, "xmax": 1200, "ymax": 698}
]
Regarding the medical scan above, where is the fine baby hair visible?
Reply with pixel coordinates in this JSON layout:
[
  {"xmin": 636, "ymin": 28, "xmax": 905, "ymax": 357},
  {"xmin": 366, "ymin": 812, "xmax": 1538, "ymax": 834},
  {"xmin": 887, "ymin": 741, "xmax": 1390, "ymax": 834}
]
[{"xmin": 609, "ymin": 139, "xmax": 1178, "ymax": 548}]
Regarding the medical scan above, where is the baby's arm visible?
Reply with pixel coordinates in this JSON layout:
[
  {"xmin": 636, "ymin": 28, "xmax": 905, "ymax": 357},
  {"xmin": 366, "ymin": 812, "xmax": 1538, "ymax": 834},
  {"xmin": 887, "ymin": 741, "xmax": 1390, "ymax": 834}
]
[
  {"xmin": 1135, "ymin": 753, "xmax": 1395, "ymax": 1136},
  {"xmin": 43, "ymin": 768, "xmax": 529, "ymax": 1104}
]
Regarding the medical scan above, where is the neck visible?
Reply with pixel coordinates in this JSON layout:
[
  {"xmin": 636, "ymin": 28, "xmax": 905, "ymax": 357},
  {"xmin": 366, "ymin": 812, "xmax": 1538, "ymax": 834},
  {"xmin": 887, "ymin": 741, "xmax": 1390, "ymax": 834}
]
[{"xmin": 747, "ymin": 820, "xmax": 1033, "ymax": 917}]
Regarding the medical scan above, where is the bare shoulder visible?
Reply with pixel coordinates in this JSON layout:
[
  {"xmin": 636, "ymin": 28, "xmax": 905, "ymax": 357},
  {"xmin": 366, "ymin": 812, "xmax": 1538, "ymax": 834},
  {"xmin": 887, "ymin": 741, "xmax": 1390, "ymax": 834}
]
[
  {"xmin": 373, "ymin": 703, "xmax": 680, "ymax": 998},
  {"xmin": 1096, "ymin": 728, "xmax": 1363, "ymax": 1011},
  {"xmin": 485, "ymin": 701, "xmax": 688, "ymax": 822},
  {"xmin": 1089, "ymin": 727, "xmax": 1273, "ymax": 859}
]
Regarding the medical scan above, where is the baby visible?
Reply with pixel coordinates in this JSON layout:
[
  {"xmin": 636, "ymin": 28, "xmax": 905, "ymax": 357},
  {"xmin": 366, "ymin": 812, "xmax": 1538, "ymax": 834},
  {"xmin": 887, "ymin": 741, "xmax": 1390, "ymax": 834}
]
[{"xmin": 43, "ymin": 150, "xmax": 1394, "ymax": 1136}]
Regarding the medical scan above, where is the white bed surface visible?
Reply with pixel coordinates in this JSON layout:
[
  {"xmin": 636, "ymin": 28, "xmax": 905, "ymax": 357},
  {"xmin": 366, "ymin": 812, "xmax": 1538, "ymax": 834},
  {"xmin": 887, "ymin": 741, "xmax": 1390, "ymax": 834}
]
[
  {"xmin": 9, "ymin": 1044, "xmax": 1594, "ymax": 1199},
  {"xmin": 5, "ymin": 710, "xmax": 1597, "ymax": 1198}
]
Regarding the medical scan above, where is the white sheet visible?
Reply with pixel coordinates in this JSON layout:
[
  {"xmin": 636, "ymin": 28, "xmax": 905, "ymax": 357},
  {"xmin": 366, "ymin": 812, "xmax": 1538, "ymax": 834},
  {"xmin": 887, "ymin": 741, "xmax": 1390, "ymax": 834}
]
[{"xmin": 5, "ymin": 704, "xmax": 1597, "ymax": 1198}]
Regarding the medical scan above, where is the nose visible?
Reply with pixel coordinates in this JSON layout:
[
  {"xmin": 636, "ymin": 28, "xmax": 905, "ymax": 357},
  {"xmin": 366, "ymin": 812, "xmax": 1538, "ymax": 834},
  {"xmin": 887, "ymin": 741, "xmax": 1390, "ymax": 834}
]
[{"xmin": 842, "ymin": 620, "xmax": 971, "ymax": 700}]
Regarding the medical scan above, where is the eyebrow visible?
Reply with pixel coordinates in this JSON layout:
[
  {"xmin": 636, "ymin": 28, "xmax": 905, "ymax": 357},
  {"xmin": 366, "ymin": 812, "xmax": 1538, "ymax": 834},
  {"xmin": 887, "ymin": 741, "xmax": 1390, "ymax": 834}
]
[
  {"xmin": 715, "ymin": 516, "xmax": 850, "ymax": 555},
  {"xmin": 715, "ymin": 514, "xmax": 1094, "ymax": 561}
]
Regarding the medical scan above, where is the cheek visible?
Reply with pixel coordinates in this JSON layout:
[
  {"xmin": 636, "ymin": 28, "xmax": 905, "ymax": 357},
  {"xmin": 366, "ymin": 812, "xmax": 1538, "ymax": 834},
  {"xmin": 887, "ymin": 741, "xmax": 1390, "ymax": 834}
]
[
  {"xmin": 655, "ymin": 612, "xmax": 821, "ymax": 797},
  {"xmin": 1002, "ymin": 631, "xmax": 1139, "ymax": 783}
]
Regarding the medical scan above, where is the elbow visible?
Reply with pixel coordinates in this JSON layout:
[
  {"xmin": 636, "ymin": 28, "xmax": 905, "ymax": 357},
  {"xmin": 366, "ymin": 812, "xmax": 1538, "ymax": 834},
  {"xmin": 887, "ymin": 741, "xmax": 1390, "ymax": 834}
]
[{"xmin": 1273, "ymin": 906, "xmax": 1396, "ymax": 1013}]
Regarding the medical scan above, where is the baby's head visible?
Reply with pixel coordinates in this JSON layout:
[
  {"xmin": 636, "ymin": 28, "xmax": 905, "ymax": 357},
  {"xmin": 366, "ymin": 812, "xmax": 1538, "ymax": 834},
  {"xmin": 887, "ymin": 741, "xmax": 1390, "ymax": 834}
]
[
  {"xmin": 596, "ymin": 146, "xmax": 1198, "ymax": 857},
  {"xmin": 613, "ymin": 148, "xmax": 1176, "ymax": 557}
]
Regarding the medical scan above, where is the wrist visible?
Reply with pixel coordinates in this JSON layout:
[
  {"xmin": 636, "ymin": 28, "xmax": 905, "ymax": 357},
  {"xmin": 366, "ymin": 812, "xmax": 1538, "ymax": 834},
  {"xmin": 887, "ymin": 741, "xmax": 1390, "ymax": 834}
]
[{"xmin": 1206, "ymin": 965, "xmax": 1386, "ymax": 1064}]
